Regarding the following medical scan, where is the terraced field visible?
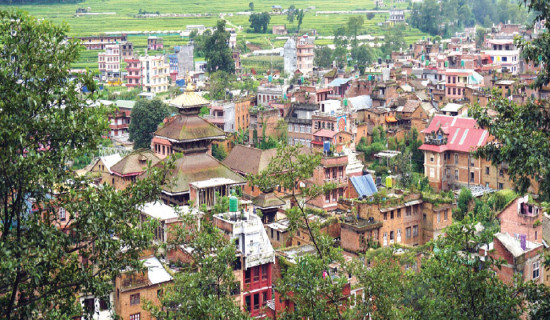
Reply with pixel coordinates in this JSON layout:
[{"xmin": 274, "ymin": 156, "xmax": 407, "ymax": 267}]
[{"xmin": 0, "ymin": 0, "xmax": 427, "ymax": 71}]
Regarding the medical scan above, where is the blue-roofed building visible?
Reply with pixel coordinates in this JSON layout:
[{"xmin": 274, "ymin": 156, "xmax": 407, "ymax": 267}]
[{"xmin": 328, "ymin": 77, "xmax": 353, "ymax": 97}]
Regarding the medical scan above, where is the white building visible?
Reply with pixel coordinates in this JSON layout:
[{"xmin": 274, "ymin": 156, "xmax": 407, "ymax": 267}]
[
  {"xmin": 98, "ymin": 44, "xmax": 121, "ymax": 79},
  {"xmin": 482, "ymin": 39, "xmax": 520, "ymax": 74},
  {"xmin": 141, "ymin": 55, "xmax": 170, "ymax": 94},
  {"xmin": 283, "ymin": 38, "xmax": 297, "ymax": 75}
]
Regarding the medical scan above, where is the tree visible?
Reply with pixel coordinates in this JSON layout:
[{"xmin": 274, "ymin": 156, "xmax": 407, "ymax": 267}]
[
  {"xmin": 380, "ymin": 25, "xmax": 406, "ymax": 56},
  {"xmin": 332, "ymin": 47, "xmax": 348, "ymax": 69},
  {"xmin": 456, "ymin": 187, "xmax": 473, "ymax": 220},
  {"xmin": 204, "ymin": 20, "xmax": 235, "ymax": 73},
  {"xmin": 366, "ymin": 12, "xmax": 375, "ymax": 20},
  {"xmin": 315, "ymin": 46, "xmax": 334, "ymax": 68},
  {"xmin": 470, "ymin": 0, "xmax": 550, "ymax": 204},
  {"xmin": 333, "ymin": 26, "xmax": 348, "ymax": 47},
  {"xmin": 147, "ymin": 211, "xmax": 249, "ymax": 319},
  {"xmin": 351, "ymin": 44, "xmax": 373, "ymax": 66},
  {"xmin": 296, "ymin": 9, "xmax": 305, "ymax": 32},
  {"xmin": 212, "ymin": 143, "xmax": 228, "ymax": 161},
  {"xmin": 208, "ymin": 70, "xmax": 234, "ymax": 100},
  {"xmin": 249, "ymin": 1, "xmax": 254, "ymax": 11},
  {"xmin": 248, "ymin": 145, "xmax": 345, "ymax": 319},
  {"xmin": 129, "ymin": 99, "xmax": 171, "ymax": 149},
  {"xmin": 475, "ymin": 27, "xmax": 487, "ymax": 48},
  {"xmin": 0, "ymin": 11, "xmax": 169, "ymax": 319},
  {"xmin": 287, "ymin": 5, "xmax": 296, "ymax": 24},
  {"xmin": 346, "ymin": 16, "xmax": 364, "ymax": 48},
  {"xmin": 249, "ymin": 12, "xmax": 271, "ymax": 33}
]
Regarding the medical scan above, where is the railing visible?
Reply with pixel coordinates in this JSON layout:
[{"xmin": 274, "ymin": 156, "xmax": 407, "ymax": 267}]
[{"xmin": 424, "ymin": 136, "xmax": 448, "ymax": 145}]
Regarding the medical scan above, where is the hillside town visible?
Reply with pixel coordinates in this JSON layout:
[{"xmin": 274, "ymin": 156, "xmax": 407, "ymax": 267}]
[{"xmin": 2, "ymin": 1, "xmax": 550, "ymax": 319}]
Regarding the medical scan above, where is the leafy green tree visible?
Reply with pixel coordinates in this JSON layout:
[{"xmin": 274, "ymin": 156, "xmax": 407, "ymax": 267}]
[
  {"xmin": 380, "ymin": 25, "xmax": 406, "ymax": 56},
  {"xmin": 333, "ymin": 47, "xmax": 348, "ymax": 69},
  {"xmin": 351, "ymin": 45, "xmax": 373, "ymax": 66},
  {"xmin": 0, "ymin": 11, "xmax": 169, "ymax": 319},
  {"xmin": 287, "ymin": 5, "xmax": 296, "ymax": 23},
  {"xmin": 249, "ymin": 1, "xmax": 254, "ymax": 11},
  {"xmin": 475, "ymin": 27, "xmax": 487, "ymax": 48},
  {"xmin": 366, "ymin": 12, "xmax": 375, "ymax": 20},
  {"xmin": 333, "ymin": 26, "xmax": 348, "ymax": 48},
  {"xmin": 208, "ymin": 70, "xmax": 234, "ymax": 100},
  {"xmin": 248, "ymin": 144, "xmax": 345, "ymax": 319},
  {"xmin": 129, "ymin": 99, "xmax": 171, "ymax": 149},
  {"xmin": 315, "ymin": 46, "xmax": 334, "ymax": 68},
  {"xmin": 346, "ymin": 16, "xmax": 364, "ymax": 49},
  {"xmin": 147, "ymin": 213, "xmax": 249, "ymax": 319},
  {"xmin": 296, "ymin": 9, "xmax": 305, "ymax": 32},
  {"xmin": 249, "ymin": 12, "xmax": 271, "ymax": 33},
  {"xmin": 212, "ymin": 144, "xmax": 228, "ymax": 161},
  {"xmin": 455, "ymin": 187, "xmax": 472, "ymax": 220},
  {"xmin": 205, "ymin": 20, "xmax": 235, "ymax": 73}
]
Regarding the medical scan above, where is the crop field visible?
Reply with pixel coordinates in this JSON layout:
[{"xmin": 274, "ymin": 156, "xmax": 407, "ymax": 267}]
[{"xmin": 1, "ymin": 0, "xmax": 426, "ymax": 71}]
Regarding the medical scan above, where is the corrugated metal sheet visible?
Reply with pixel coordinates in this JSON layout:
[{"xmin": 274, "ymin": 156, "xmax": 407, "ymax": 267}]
[{"xmin": 350, "ymin": 174, "xmax": 377, "ymax": 198}]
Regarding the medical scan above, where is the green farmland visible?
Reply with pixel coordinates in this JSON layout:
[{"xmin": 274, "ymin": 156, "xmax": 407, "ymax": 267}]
[{"xmin": 0, "ymin": 0, "xmax": 427, "ymax": 72}]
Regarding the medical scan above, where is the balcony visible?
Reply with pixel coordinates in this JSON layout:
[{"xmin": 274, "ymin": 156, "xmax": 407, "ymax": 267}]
[{"xmin": 424, "ymin": 136, "xmax": 447, "ymax": 145}]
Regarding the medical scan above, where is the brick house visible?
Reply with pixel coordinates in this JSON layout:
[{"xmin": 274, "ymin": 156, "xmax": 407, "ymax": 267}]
[
  {"xmin": 147, "ymin": 36, "xmax": 163, "ymax": 51},
  {"xmin": 419, "ymin": 115, "xmax": 515, "ymax": 192},
  {"xmin": 108, "ymin": 100, "xmax": 135, "ymax": 137},
  {"xmin": 286, "ymin": 103, "xmax": 317, "ymax": 148},
  {"xmin": 249, "ymin": 107, "xmax": 281, "ymax": 145},
  {"xmin": 498, "ymin": 195, "xmax": 544, "ymax": 243},
  {"xmin": 489, "ymin": 232, "xmax": 544, "ymax": 285},
  {"xmin": 213, "ymin": 209, "xmax": 275, "ymax": 318},
  {"xmin": 110, "ymin": 150, "xmax": 161, "ymax": 190},
  {"xmin": 338, "ymin": 191, "xmax": 453, "ymax": 251},
  {"xmin": 114, "ymin": 256, "xmax": 173, "ymax": 320},
  {"xmin": 88, "ymin": 153, "xmax": 122, "ymax": 185},
  {"xmin": 307, "ymin": 153, "xmax": 348, "ymax": 211}
]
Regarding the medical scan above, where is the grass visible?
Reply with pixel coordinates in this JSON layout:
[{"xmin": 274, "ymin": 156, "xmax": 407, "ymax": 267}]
[{"xmin": 7, "ymin": 0, "xmax": 428, "ymax": 71}]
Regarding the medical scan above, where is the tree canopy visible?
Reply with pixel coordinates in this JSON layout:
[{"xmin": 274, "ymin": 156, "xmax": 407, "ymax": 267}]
[
  {"xmin": 249, "ymin": 12, "xmax": 271, "ymax": 33},
  {"xmin": 129, "ymin": 99, "xmax": 171, "ymax": 149},
  {"xmin": 205, "ymin": 20, "xmax": 235, "ymax": 73},
  {"xmin": 0, "ymin": 10, "xmax": 168, "ymax": 318}
]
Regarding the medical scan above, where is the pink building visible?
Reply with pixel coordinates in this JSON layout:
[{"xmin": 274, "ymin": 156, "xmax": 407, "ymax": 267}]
[
  {"xmin": 124, "ymin": 57, "xmax": 142, "ymax": 88},
  {"xmin": 444, "ymin": 69, "xmax": 484, "ymax": 101},
  {"xmin": 147, "ymin": 36, "xmax": 164, "ymax": 51}
]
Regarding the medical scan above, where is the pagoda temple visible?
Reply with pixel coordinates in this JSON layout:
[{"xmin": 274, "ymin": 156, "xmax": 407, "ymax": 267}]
[{"xmin": 152, "ymin": 83, "xmax": 245, "ymax": 208}]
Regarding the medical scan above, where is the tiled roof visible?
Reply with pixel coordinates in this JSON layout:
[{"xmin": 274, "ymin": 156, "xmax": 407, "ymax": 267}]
[
  {"xmin": 154, "ymin": 115, "xmax": 225, "ymax": 142},
  {"xmin": 223, "ymin": 145, "xmax": 277, "ymax": 175},
  {"xmin": 313, "ymin": 129, "xmax": 337, "ymax": 138},
  {"xmin": 161, "ymin": 153, "xmax": 245, "ymax": 194},
  {"xmin": 402, "ymin": 100, "xmax": 421, "ymax": 113},
  {"xmin": 111, "ymin": 149, "xmax": 160, "ymax": 176},
  {"xmin": 419, "ymin": 115, "xmax": 488, "ymax": 153},
  {"xmin": 252, "ymin": 192, "xmax": 285, "ymax": 208}
]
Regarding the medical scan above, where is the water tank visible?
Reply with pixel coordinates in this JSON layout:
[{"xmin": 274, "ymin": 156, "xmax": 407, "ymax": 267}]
[
  {"xmin": 343, "ymin": 98, "xmax": 348, "ymax": 106},
  {"xmin": 385, "ymin": 176, "xmax": 393, "ymax": 188},
  {"xmin": 268, "ymin": 75, "xmax": 273, "ymax": 82},
  {"xmin": 323, "ymin": 141, "xmax": 331, "ymax": 154},
  {"xmin": 229, "ymin": 195, "xmax": 238, "ymax": 212}
]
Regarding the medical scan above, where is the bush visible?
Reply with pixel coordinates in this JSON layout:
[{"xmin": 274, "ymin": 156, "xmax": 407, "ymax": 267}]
[{"xmin": 457, "ymin": 187, "xmax": 473, "ymax": 219}]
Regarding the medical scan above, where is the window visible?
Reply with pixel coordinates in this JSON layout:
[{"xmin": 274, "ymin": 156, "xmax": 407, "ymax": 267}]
[
  {"xmin": 406, "ymin": 207, "xmax": 411, "ymax": 216},
  {"xmin": 390, "ymin": 231, "xmax": 394, "ymax": 240},
  {"xmin": 397, "ymin": 209, "xmax": 401, "ymax": 218},
  {"xmin": 253, "ymin": 293, "xmax": 260, "ymax": 310},
  {"xmin": 245, "ymin": 295, "xmax": 251, "ymax": 312},
  {"xmin": 390, "ymin": 211, "xmax": 394, "ymax": 219},
  {"xmin": 99, "ymin": 298, "xmax": 108, "ymax": 311},
  {"xmin": 130, "ymin": 293, "xmax": 140, "ymax": 305},
  {"xmin": 413, "ymin": 225, "xmax": 418, "ymax": 237},
  {"xmin": 277, "ymin": 231, "xmax": 280, "ymax": 241},
  {"xmin": 454, "ymin": 153, "xmax": 459, "ymax": 164},
  {"xmin": 533, "ymin": 261, "xmax": 540, "ymax": 279},
  {"xmin": 59, "ymin": 208, "xmax": 66, "ymax": 221},
  {"xmin": 455, "ymin": 170, "xmax": 459, "ymax": 180},
  {"xmin": 325, "ymin": 168, "xmax": 331, "ymax": 180},
  {"xmin": 437, "ymin": 212, "xmax": 441, "ymax": 223},
  {"xmin": 245, "ymin": 268, "xmax": 251, "ymax": 283},
  {"xmin": 406, "ymin": 227, "xmax": 411, "ymax": 238},
  {"xmin": 384, "ymin": 213, "xmax": 387, "ymax": 220},
  {"xmin": 485, "ymin": 167, "xmax": 490, "ymax": 175},
  {"xmin": 271, "ymin": 228, "xmax": 274, "ymax": 239},
  {"xmin": 262, "ymin": 264, "xmax": 268, "ymax": 280},
  {"xmin": 253, "ymin": 267, "xmax": 260, "ymax": 282},
  {"xmin": 498, "ymin": 183, "xmax": 503, "ymax": 190},
  {"xmin": 444, "ymin": 210, "xmax": 448, "ymax": 221},
  {"xmin": 430, "ymin": 155, "xmax": 434, "ymax": 162},
  {"xmin": 499, "ymin": 169, "xmax": 504, "ymax": 177},
  {"xmin": 130, "ymin": 313, "xmax": 140, "ymax": 320},
  {"xmin": 262, "ymin": 291, "xmax": 268, "ymax": 306}
]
